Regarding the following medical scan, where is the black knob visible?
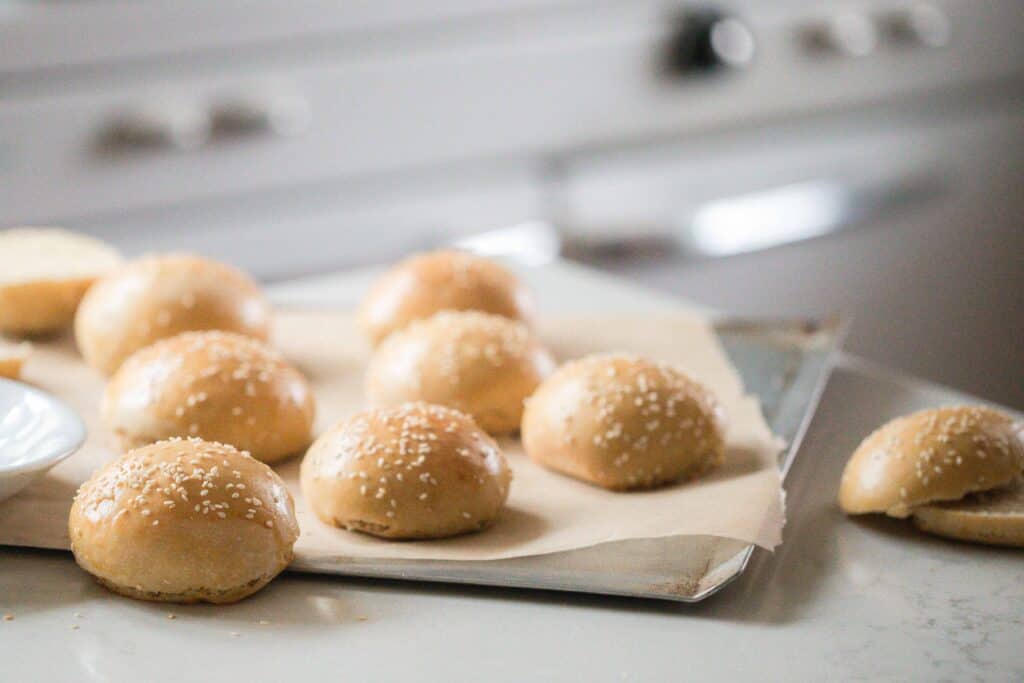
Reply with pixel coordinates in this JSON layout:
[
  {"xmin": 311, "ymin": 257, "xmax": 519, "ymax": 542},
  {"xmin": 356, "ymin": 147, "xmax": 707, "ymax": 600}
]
[{"xmin": 663, "ymin": 9, "xmax": 755, "ymax": 75}]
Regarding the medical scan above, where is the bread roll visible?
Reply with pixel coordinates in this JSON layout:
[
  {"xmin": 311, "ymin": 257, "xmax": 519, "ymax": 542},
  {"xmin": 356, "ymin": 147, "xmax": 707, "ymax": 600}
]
[
  {"xmin": 75, "ymin": 253, "xmax": 270, "ymax": 375},
  {"xmin": 912, "ymin": 479, "xmax": 1024, "ymax": 548},
  {"xmin": 69, "ymin": 438, "xmax": 299, "ymax": 604},
  {"xmin": 301, "ymin": 402, "xmax": 511, "ymax": 539},
  {"xmin": 0, "ymin": 227, "xmax": 122, "ymax": 334},
  {"xmin": 103, "ymin": 331, "xmax": 315, "ymax": 463},
  {"xmin": 365, "ymin": 311, "xmax": 554, "ymax": 434},
  {"xmin": 838, "ymin": 406, "xmax": 1024, "ymax": 518},
  {"xmin": 358, "ymin": 250, "xmax": 534, "ymax": 346},
  {"xmin": 522, "ymin": 353, "xmax": 726, "ymax": 490},
  {"xmin": 0, "ymin": 340, "xmax": 31, "ymax": 380}
]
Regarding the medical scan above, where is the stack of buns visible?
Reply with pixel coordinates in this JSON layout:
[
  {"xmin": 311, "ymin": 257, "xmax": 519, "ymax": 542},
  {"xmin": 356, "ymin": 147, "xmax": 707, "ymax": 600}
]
[{"xmin": 839, "ymin": 405, "xmax": 1024, "ymax": 547}]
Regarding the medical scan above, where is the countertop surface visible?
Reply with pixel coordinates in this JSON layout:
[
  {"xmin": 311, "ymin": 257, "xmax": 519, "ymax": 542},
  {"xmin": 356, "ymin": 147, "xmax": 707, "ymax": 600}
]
[{"xmin": 1, "ymin": 261, "xmax": 1020, "ymax": 682}]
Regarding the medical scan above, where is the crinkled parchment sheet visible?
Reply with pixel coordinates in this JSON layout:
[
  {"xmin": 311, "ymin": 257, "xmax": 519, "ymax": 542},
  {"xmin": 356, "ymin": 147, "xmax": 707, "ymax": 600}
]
[{"xmin": 0, "ymin": 311, "xmax": 785, "ymax": 561}]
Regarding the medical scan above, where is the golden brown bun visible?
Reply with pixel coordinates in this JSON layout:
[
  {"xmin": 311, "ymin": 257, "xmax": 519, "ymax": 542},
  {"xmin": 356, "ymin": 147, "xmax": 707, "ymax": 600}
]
[
  {"xmin": 839, "ymin": 406, "xmax": 1024, "ymax": 518},
  {"xmin": 69, "ymin": 438, "xmax": 300, "ymax": 604},
  {"xmin": 521, "ymin": 353, "xmax": 726, "ymax": 491},
  {"xmin": 912, "ymin": 478, "xmax": 1024, "ymax": 548},
  {"xmin": 0, "ymin": 340, "xmax": 31, "ymax": 380},
  {"xmin": 301, "ymin": 402, "xmax": 512, "ymax": 539},
  {"xmin": 75, "ymin": 253, "xmax": 271, "ymax": 375},
  {"xmin": 365, "ymin": 311, "xmax": 554, "ymax": 434},
  {"xmin": 357, "ymin": 250, "xmax": 534, "ymax": 346},
  {"xmin": 0, "ymin": 227, "xmax": 122, "ymax": 334},
  {"xmin": 103, "ymin": 331, "xmax": 315, "ymax": 463}
]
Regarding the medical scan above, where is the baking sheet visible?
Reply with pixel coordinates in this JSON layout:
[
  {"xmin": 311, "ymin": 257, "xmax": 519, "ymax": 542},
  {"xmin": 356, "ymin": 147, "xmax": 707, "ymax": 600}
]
[{"xmin": 0, "ymin": 310, "xmax": 785, "ymax": 562}]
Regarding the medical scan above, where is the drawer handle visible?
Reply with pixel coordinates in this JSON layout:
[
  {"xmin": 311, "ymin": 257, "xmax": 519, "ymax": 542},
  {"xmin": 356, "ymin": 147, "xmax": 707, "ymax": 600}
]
[
  {"xmin": 209, "ymin": 92, "xmax": 311, "ymax": 140},
  {"xmin": 97, "ymin": 105, "xmax": 210, "ymax": 154}
]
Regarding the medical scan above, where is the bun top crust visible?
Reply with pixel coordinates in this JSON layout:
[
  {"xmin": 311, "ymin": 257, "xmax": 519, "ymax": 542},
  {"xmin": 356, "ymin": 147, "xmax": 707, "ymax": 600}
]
[
  {"xmin": 301, "ymin": 402, "xmax": 512, "ymax": 539},
  {"xmin": 75, "ymin": 253, "xmax": 271, "ymax": 375},
  {"xmin": 521, "ymin": 353, "xmax": 727, "ymax": 490},
  {"xmin": 839, "ymin": 406, "xmax": 1024, "ymax": 518},
  {"xmin": 0, "ymin": 227, "xmax": 123, "ymax": 334},
  {"xmin": 0, "ymin": 227, "xmax": 122, "ymax": 285},
  {"xmin": 357, "ymin": 250, "xmax": 534, "ymax": 346},
  {"xmin": 365, "ymin": 310, "xmax": 555, "ymax": 434},
  {"xmin": 103, "ymin": 331, "xmax": 315, "ymax": 463},
  {"xmin": 69, "ymin": 438, "xmax": 299, "ymax": 600}
]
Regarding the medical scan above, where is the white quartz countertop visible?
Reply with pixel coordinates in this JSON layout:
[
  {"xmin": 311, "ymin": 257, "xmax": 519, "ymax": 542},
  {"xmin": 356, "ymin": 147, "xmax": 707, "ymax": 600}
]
[{"xmin": 1, "ymin": 261, "xmax": 1020, "ymax": 682}]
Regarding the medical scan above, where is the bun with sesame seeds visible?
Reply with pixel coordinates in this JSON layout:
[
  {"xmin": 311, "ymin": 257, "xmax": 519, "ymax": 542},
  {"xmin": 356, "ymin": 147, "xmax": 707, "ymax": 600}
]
[
  {"xmin": 75, "ymin": 253, "xmax": 271, "ymax": 375},
  {"xmin": 0, "ymin": 227, "xmax": 122, "ymax": 335},
  {"xmin": 365, "ymin": 311, "xmax": 555, "ymax": 435},
  {"xmin": 357, "ymin": 250, "xmax": 535, "ymax": 346},
  {"xmin": 521, "ymin": 354, "xmax": 727, "ymax": 491},
  {"xmin": 838, "ymin": 406, "xmax": 1024, "ymax": 518},
  {"xmin": 103, "ymin": 331, "xmax": 315, "ymax": 463},
  {"xmin": 68, "ymin": 438, "xmax": 300, "ymax": 604},
  {"xmin": 300, "ymin": 402, "xmax": 512, "ymax": 539}
]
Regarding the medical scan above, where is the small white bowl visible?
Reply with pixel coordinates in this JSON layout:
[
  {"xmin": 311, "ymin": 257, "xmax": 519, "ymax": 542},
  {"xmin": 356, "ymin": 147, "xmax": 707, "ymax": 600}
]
[{"xmin": 0, "ymin": 378, "xmax": 86, "ymax": 503}]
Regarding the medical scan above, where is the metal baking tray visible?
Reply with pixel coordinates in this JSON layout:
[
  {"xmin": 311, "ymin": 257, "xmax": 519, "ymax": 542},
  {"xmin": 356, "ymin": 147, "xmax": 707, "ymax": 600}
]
[{"xmin": 290, "ymin": 315, "xmax": 844, "ymax": 602}]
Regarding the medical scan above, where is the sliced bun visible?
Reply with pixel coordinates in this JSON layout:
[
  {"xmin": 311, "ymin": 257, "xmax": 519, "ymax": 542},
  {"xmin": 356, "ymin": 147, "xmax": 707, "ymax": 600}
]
[
  {"xmin": 301, "ymin": 402, "xmax": 512, "ymax": 540},
  {"xmin": 103, "ymin": 331, "xmax": 315, "ymax": 463},
  {"xmin": 365, "ymin": 311, "xmax": 554, "ymax": 434},
  {"xmin": 839, "ymin": 406, "xmax": 1024, "ymax": 518},
  {"xmin": 912, "ymin": 479, "xmax": 1024, "ymax": 548},
  {"xmin": 521, "ymin": 353, "xmax": 726, "ymax": 491},
  {"xmin": 69, "ymin": 438, "xmax": 300, "ymax": 604},
  {"xmin": 0, "ymin": 227, "xmax": 122, "ymax": 334},
  {"xmin": 358, "ymin": 250, "xmax": 534, "ymax": 346},
  {"xmin": 75, "ymin": 253, "xmax": 271, "ymax": 375},
  {"xmin": 0, "ymin": 340, "xmax": 31, "ymax": 380}
]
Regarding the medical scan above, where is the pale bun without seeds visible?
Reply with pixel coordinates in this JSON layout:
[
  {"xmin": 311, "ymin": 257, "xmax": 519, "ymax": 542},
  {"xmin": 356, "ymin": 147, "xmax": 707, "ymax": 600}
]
[
  {"xmin": 0, "ymin": 340, "xmax": 31, "ymax": 380},
  {"xmin": 0, "ymin": 227, "xmax": 122, "ymax": 335},
  {"xmin": 912, "ymin": 478, "xmax": 1024, "ymax": 548}
]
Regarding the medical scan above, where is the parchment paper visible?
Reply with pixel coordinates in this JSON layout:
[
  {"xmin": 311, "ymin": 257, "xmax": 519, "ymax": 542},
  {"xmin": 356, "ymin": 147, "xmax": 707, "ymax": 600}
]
[{"xmin": 0, "ymin": 311, "xmax": 785, "ymax": 561}]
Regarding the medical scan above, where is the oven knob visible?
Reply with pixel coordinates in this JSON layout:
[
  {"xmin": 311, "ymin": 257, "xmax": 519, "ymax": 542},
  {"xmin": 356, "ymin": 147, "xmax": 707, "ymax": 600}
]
[
  {"xmin": 806, "ymin": 13, "xmax": 877, "ymax": 57},
  {"xmin": 885, "ymin": 4, "xmax": 951, "ymax": 48},
  {"xmin": 664, "ymin": 10, "xmax": 755, "ymax": 74}
]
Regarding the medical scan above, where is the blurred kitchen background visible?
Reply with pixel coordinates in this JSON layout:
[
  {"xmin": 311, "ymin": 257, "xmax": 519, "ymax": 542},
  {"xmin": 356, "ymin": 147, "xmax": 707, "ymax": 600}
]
[{"xmin": 1, "ymin": 0, "xmax": 1022, "ymax": 407}]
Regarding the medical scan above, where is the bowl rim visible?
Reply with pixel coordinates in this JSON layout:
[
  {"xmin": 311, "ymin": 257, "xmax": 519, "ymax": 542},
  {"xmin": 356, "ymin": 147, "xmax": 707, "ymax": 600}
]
[{"xmin": 0, "ymin": 377, "xmax": 86, "ymax": 476}]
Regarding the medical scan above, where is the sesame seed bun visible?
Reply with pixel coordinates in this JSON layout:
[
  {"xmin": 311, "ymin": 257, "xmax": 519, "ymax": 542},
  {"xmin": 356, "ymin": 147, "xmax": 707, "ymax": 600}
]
[
  {"xmin": 521, "ymin": 354, "xmax": 727, "ymax": 491},
  {"xmin": 75, "ymin": 253, "xmax": 271, "ymax": 375},
  {"xmin": 69, "ymin": 438, "xmax": 300, "ymax": 604},
  {"xmin": 912, "ymin": 478, "xmax": 1024, "ymax": 548},
  {"xmin": 838, "ymin": 406, "xmax": 1024, "ymax": 518},
  {"xmin": 0, "ymin": 227, "xmax": 122, "ymax": 335},
  {"xmin": 365, "ymin": 311, "xmax": 555, "ymax": 435},
  {"xmin": 103, "ymin": 331, "xmax": 315, "ymax": 463},
  {"xmin": 300, "ymin": 402, "xmax": 512, "ymax": 540},
  {"xmin": 357, "ymin": 250, "xmax": 534, "ymax": 346}
]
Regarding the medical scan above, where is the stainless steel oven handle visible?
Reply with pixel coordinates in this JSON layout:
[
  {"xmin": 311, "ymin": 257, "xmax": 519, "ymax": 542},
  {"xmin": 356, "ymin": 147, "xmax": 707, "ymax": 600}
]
[{"xmin": 561, "ymin": 170, "xmax": 949, "ymax": 261}]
